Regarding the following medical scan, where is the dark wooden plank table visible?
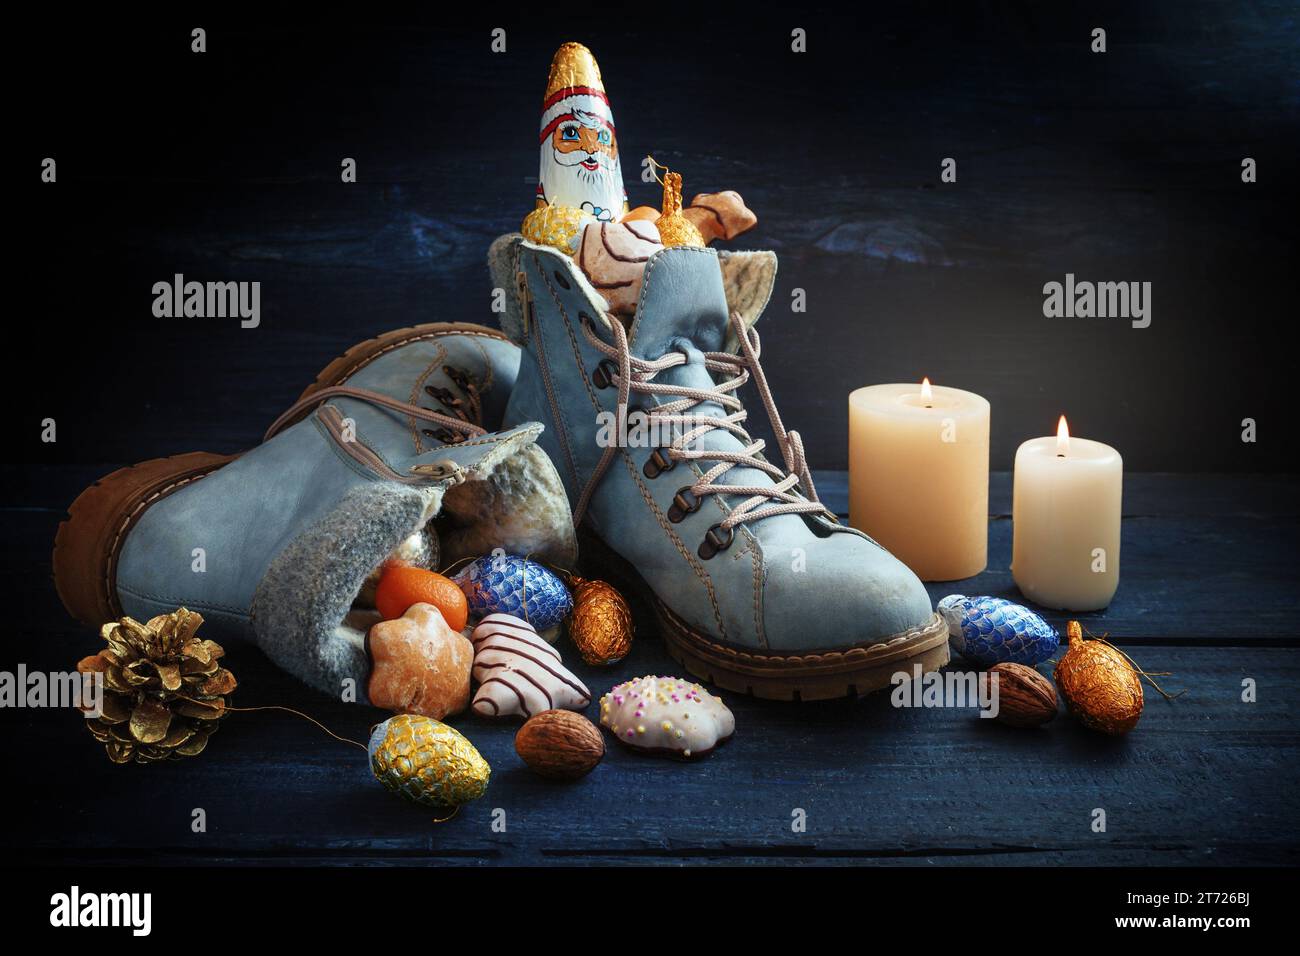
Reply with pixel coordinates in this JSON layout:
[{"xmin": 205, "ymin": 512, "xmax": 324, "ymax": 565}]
[
  {"xmin": 8, "ymin": 4, "xmax": 1299, "ymax": 869},
  {"xmin": 3, "ymin": 467, "xmax": 1296, "ymax": 866}
]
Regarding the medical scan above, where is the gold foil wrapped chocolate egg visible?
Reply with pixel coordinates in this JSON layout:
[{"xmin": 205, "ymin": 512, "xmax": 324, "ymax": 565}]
[
  {"xmin": 368, "ymin": 714, "xmax": 490, "ymax": 809},
  {"xmin": 1054, "ymin": 621, "xmax": 1143, "ymax": 735},
  {"xmin": 522, "ymin": 204, "xmax": 593, "ymax": 254},
  {"xmin": 566, "ymin": 576, "xmax": 633, "ymax": 666}
]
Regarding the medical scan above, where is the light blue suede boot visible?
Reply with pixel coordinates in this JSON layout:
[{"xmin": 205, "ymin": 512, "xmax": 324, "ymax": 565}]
[
  {"xmin": 55, "ymin": 323, "xmax": 576, "ymax": 702},
  {"xmin": 492, "ymin": 236, "xmax": 947, "ymax": 700}
]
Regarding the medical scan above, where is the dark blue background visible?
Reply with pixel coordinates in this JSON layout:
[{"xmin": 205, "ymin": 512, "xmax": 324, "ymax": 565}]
[
  {"xmin": 5, "ymin": 3, "xmax": 1299, "ymax": 874},
  {"xmin": 14, "ymin": 2, "xmax": 1298, "ymax": 473}
]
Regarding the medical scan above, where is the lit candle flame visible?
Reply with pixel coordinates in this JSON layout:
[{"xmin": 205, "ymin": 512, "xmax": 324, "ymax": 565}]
[
  {"xmin": 1056, "ymin": 415, "xmax": 1070, "ymax": 455},
  {"xmin": 920, "ymin": 377, "xmax": 933, "ymax": 403}
]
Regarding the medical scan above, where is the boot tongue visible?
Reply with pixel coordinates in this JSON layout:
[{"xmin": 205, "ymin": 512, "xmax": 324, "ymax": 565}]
[
  {"xmin": 628, "ymin": 247, "xmax": 730, "ymax": 358},
  {"xmin": 629, "ymin": 246, "xmax": 773, "ymax": 497}
]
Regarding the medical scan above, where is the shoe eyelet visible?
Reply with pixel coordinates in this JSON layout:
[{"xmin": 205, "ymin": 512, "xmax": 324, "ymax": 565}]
[
  {"xmin": 591, "ymin": 359, "xmax": 618, "ymax": 389},
  {"xmin": 667, "ymin": 486, "xmax": 701, "ymax": 523},
  {"xmin": 643, "ymin": 448, "xmax": 675, "ymax": 479},
  {"xmin": 698, "ymin": 524, "xmax": 734, "ymax": 560},
  {"xmin": 553, "ymin": 270, "xmax": 571, "ymax": 290}
]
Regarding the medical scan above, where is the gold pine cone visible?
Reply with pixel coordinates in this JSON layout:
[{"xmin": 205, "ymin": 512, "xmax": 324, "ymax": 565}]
[
  {"xmin": 1053, "ymin": 621, "xmax": 1143, "ymax": 735},
  {"xmin": 369, "ymin": 714, "xmax": 491, "ymax": 809},
  {"xmin": 566, "ymin": 576, "xmax": 634, "ymax": 666},
  {"xmin": 76, "ymin": 608, "xmax": 236, "ymax": 764}
]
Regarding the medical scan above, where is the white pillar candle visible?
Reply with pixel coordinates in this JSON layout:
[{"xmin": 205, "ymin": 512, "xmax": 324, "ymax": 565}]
[
  {"xmin": 848, "ymin": 379, "xmax": 990, "ymax": 581},
  {"xmin": 1012, "ymin": 416, "xmax": 1122, "ymax": 610}
]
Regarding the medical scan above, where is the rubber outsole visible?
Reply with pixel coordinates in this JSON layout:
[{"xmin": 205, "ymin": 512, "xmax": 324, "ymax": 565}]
[{"xmin": 578, "ymin": 527, "xmax": 950, "ymax": 701}]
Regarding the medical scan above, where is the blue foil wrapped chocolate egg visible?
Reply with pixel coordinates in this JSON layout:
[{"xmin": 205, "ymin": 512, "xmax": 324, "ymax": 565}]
[
  {"xmin": 453, "ymin": 555, "xmax": 573, "ymax": 630},
  {"xmin": 937, "ymin": 594, "xmax": 1059, "ymax": 666}
]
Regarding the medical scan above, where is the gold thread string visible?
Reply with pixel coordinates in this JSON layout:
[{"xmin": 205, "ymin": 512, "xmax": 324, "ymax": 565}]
[
  {"xmin": 178, "ymin": 695, "xmax": 369, "ymax": 752},
  {"xmin": 522, "ymin": 551, "xmax": 536, "ymax": 627},
  {"xmin": 168, "ymin": 687, "xmax": 463, "ymax": 823},
  {"xmin": 1069, "ymin": 624, "xmax": 1186, "ymax": 701},
  {"xmin": 645, "ymin": 155, "xmax": 668, "ymax": 188},
  {"xmin": 437, "ymin": 554, "xmax": 478, "ymax": 578},
  {"xmin": 430, "ymin": 805, "xmax": 460, "ymax": 824}
]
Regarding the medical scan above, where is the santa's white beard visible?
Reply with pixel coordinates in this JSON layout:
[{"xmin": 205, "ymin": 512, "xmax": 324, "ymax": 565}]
[{"xmin": 539, "ymin": 145, "xmax": 623, "ymax": 221}]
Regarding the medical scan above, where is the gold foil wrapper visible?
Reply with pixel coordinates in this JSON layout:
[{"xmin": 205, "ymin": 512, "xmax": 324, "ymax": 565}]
[
  {"xmin": 655, "ymin": 171, "xmax": 705, "ymax": 248},
  {"xmin": 1054, "ymin": 621, "xmax": 1144, "ymax": 735},
  {"xmin": 546, "ymin": 42, "xmax": 605, "ymax": 98},
  {"xmin": 522, "ymin": 204, "xmax": 592, "ymax": 254},
  {"xmin": 537, "ymin": 42, "xmax": 625, "ymax": 218},
  {"xmin": 656, "ymin": 215, "xmax": 705, "ymax": 249},
  {"xmin": 567, "ymin": 576, "xmax": 634, "ymax": 666},
  {"xmin": 369, "ymin": 714, "xmax": 490, "ymax": 809}
]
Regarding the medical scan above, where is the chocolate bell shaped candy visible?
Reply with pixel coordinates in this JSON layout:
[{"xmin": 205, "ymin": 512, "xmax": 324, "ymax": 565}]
[
  {"xmin": 654, "ymin": 170, "xmax": 705, "ymax": 248},
  {"xmin": 523, "ymin": 42, "xmax": 626, "ymax": 253},
  {"xmin": 938, "ymin": 594, "xmax": 1060, "ymax": 666}
]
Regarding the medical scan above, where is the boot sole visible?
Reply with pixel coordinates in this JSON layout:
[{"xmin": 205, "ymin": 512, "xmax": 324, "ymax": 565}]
[
  {"xmin": 53, "ymin": 451, "xmax": 238, "ymax": 627},
  {"xmin": 579, "ymin": 528, "xmax": 950, "ymax": 701},
  {"xmin": 53, "ymin": 321, "xmax": 511, "ymax": 628}
]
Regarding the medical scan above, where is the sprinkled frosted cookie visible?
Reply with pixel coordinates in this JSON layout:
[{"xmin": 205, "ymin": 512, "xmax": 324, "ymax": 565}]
[
  {"xmin": 470, "ymin": 613, "xmax": 591, "ymax": 719},
  {"xmin": 599, "ymin": 675, "xmax": 734, "ymax": 759}
]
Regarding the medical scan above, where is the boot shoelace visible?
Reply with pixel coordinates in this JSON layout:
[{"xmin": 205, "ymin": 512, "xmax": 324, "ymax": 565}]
[
  {"xmin": 264, "ymin": 385, "xmax": 487, "ymax": 445},
  {"xmin": 577, "ymin": 310, "xmax": 831, "ymax": 556}
]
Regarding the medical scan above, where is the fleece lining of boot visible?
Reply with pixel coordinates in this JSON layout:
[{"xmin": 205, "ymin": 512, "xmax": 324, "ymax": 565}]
[
  {"xmin": 717, "ymin": 248, "xmax": 777, "ymax": 348},
  {"xmin": 489, "ymin": 233, "xmax": 778, "ymax": 349},
  {"xmin": 251, "ymin": 482, "xmax": 426, "ymax": 702},
  {"xmin": 489, "ymin": 233, "xmax": 530, "ymax": 343},
  {"xmin": 250, "ymin": 436, "xmax": 577, "ymax": 700},
  {"xmin": 437, "ymin": 443, "xmax": 576, "ymax": 567}
]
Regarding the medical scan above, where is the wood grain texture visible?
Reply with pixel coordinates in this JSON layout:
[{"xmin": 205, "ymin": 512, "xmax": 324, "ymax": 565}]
[
  {"xmin": 7, "ymin": 3, "xmax": 1299, "ymax": 867},
  {"xmin": 11, "ymin": 4, "xmax": 1299, "ymax": 471},
  {"xmin": 2, "ymin": 469, "xmax": 1297, "ymax": 866},
  {"xmin": 5, "ymin": 632, "xmax": 1294, "ymax": 867},
  {"xmin": 11, "ymin": 467, "xmax": 1297, "ymax": 642}
]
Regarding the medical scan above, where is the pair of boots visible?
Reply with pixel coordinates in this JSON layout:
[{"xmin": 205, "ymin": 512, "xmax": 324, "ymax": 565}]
[{"xmin": 55, "ymin": 238, "xmax": 947, "ymax": 703}]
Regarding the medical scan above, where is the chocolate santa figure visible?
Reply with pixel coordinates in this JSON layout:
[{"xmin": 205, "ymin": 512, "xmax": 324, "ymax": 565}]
[
  {"xmin": 521, "ymin": 42, "xmax": 758, "ymax": 314},
  {"xmin": 523, "ymin": 42, "xmax": 627, "ymax": 250},
  {"xmin": 538, "ymin": 42, "xmax": 625, "ymax": 220}
]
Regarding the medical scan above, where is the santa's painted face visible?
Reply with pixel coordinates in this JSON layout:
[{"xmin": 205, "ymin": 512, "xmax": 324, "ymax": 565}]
[
  {"xmin": 552, "ymin": 113, "xmax": 617, "ymax": 170},
  {"xmin": 539, "ymin": 103, "xmax": 625, "ymax": 222}
]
